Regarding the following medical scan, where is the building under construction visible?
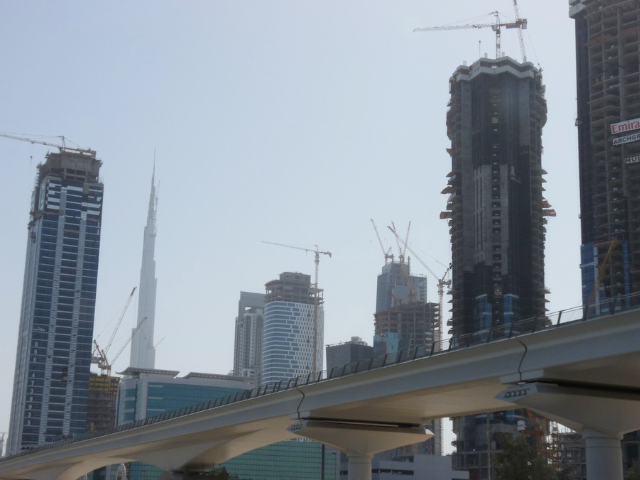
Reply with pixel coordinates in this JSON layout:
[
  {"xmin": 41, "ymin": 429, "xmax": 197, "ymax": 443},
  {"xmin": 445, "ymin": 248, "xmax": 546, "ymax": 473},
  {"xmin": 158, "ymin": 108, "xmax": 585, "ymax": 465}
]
[
  {"xmin": 373, "ymin": 259, "xmax": 442, "ymax": 458},
  {"xmin": 442, "ymin": 56, "xmax": 550, "ymax": 479},
  {"xmin": 374, "ymin": 302, "xmax": 439, "ymax": 349},
  {"xmin": 570, "ymin": 0, "xmax": 640, "ymax": 313},
  {"xmin": 87, "ymin": 373, "xmax": 119, "ymax": 432},
  {"xmin": 264, "ymin": 272, "xmax": 320, "ymax": 304}
]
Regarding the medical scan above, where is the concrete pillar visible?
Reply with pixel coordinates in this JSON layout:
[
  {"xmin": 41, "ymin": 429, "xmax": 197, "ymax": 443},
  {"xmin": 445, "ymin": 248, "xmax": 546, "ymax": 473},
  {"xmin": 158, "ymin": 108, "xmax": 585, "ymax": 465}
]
[
  {"xmin": 582, "ymin": 428, "xmax": 623, "ymax": 480},
  {"xmin": 347, "ymin": 453, "xmax": 372, "ymax": 480}
]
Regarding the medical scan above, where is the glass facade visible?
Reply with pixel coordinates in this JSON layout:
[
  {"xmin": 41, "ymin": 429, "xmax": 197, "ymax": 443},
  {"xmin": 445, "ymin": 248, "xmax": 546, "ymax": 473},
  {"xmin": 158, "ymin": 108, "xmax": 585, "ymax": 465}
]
[
  {"xmin": 261, "ymin": 301, "xmax": 323, "ymax": 385},
  {"xmin": 116, "ymin": 370, "xmax": 335, "ymax": 480},
  {"xmin": 223, "ymin": 440, "xmax": 336, "ymax": 480},
  {"xmin": 8, "ymin": 151, "xmax": 103, "ymax": 454}
]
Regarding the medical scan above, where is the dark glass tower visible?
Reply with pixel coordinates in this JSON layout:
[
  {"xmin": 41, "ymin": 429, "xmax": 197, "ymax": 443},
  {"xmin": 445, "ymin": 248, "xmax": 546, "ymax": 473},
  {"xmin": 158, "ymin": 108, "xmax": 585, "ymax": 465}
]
[
  {"xmin": 570, "ymin": 0, "xmax": 640, "ymax": 313},
  {"xmin": 442, "ymin": 56, "xmax": 549, "ymax": 478},
  {"xmin": 8, "ymin": 150, "xmax": 103, "ymax": 453},
  {"xmin": 443, "ymin": 57, "xmax": 549, "ymax": 340}
]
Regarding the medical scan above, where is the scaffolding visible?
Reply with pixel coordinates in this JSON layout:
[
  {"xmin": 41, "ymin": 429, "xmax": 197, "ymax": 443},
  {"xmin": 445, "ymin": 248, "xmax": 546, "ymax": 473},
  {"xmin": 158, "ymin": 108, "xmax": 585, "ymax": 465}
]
[{"xmin": 87, "ymin": 374, "xmax": 120, "ymax": 432}]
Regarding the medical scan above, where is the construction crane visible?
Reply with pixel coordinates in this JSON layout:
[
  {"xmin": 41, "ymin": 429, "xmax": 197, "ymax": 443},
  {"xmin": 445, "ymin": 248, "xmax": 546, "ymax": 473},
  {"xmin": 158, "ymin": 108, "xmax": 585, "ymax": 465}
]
[
  {"xmin": 110, "ymin": 316, "xmax": 149, "ymax": 372},
  {"xmin": 370, "ymin": 219, "xmax": 394, "ymax": 264},
  {"xmin": 584, "ymin": 239, "xmax": 618, "ymax": 319},
  {"xmin": 414, "ymin": 6, "xmax": 527, "ymax": 62},
  {"xmin": 0, "ymin": 132, "xmax": 97, "ymax": 157},
  {"xmin": 512, "ymin": 0, "xmax": 527, "ymax": 62},
  {"xmin": 262, "ymin": 241, "xmax": 332, "ymax": 375},
  {"xmin": 91, "ymin": 287, "xmax": 137, "ymax": 375},
  {"xmin": 387, "ymin": 225, "xmax": 451, "ymax": 340}
]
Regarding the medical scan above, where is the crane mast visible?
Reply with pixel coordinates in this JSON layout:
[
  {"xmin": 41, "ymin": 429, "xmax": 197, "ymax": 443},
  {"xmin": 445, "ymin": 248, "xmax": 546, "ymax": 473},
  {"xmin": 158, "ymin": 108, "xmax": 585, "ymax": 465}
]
[
  {"xmin": 262, "ymin": 241, "xmax": 332, "ymax": 376},
  {"xmin": 370, "ymin": 219, "xmax": 393, "ymax": 264},
  {"xmin": 91, "ymin": 287, "xmax": 137, "ymax": 375}
]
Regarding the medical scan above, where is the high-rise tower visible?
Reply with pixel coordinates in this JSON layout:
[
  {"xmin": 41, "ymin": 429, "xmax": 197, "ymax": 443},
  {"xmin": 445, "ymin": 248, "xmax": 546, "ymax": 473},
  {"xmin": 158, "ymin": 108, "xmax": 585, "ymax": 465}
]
[
  {"xmin": 442, "ymin": 56, "xmax": 549, "ymax": 339},
  {"xmin": 261, "ymin": 272, "xmax": 323, "ymax": 385},
  {"xmin": 130, "ymin": 171, "xmax": 158, "ymax": 369},
  {"xmin": 232, "ymin": 291, "xmax": 265, "ymax": 380},
  {"xmin": 8, "ymin": 150, "xmax": 103, "ymax": 453},
  {"xmin": 570, "ymin": 0, "xmax": 640, "ymax": 312},
  {"xmin": 442, "ymin": 56, "xmax": 548, "ymax": 478}
]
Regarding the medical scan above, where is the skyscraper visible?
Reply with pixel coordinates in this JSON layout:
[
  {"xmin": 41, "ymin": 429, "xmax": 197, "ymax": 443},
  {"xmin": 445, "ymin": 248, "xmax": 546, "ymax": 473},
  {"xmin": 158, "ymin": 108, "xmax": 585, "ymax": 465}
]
[
  {"xmin": 8, "ymin": 150, "xmax": 103, "ymax": 453},
  {"xmin": 129, "ymin": 171, "xmax": 158, "ymax": 369},
  {"xmin": 376, "ymin": 260, "xmax": 427, "ymax": 313},
  {"xmin": 261, "ymin": 272, "xmax": 323, "ymax": 385},
  {"xmin": 570, "ymin": 0, "xmax": 640, "ymax": 312},
  {"xmin": 442, "ymin": 56, "xmax": 548, "ymax": 478},
  {"xmin": 570, "ymin": 1, "xmax": 640, "ymax": 471},
  {"xmin": 442, "ymin": 56, "xmax": 549, "ymax": 339},
  {"xmin": 233, "ymin": 291, "xmax": 265, "ymax": 380}
]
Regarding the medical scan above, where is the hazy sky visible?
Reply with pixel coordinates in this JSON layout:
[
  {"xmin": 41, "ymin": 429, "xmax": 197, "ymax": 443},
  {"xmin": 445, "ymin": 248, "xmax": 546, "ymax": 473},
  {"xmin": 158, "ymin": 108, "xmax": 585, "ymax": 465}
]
[{"xmin": 0, "ymin": 0, "xmax": 579, "ymax": 443}]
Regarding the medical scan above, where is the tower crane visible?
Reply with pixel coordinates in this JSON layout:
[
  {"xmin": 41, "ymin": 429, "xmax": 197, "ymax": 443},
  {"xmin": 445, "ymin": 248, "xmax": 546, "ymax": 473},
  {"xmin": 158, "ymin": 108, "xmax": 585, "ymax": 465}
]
[
  {"xmin": 0, "ymin": 132, "xmax": 97, "ymax": 157},
  {"xmin": 370, "ymin": 219, "xmax": 394, "ymax": 264},
  {"xmin": 262, "ymin": 241, "xmax": 332, "ymax": 375},
  {"xmin": 414, "ymin": 7, "xmax": 527, "ymax": 62},
  {"xmin": 387, "ymin": 225, "xmax": 451, "ymax": 341},
  {"xmin": 91, "ymin": 287, "xmax": 137, "ymax": 375},
  {"xmin": 111, "ymin": 316, "xmax": 149, "ymax": 372}
]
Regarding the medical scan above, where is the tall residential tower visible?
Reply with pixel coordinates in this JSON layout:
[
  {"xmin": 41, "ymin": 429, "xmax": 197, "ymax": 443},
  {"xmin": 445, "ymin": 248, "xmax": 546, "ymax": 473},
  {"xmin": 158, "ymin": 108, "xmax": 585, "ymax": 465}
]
[
  {"xmin": 442, "ymin": 56, "xmax": 549, "ymax": 478},
  {"xmin": 232, "ymin": 291, "xmax": 265, "ymax": 380},
  {"xmin": 8, "ymin": 150, "xmax": 103, "ymax": 453},
  {"xmin": 570, "ymin": 0, "xmax": 640, "ymax": 311},
  {"xmin": 442, "ymin": 56, "xmax": 549, "ymax": 339},
  {"xmin": 129, "ymin": 171, "xmax": 158, "ymax": 369},
  {"xmin": 261, "ymin": 272, "xmax": 323, "ymax": 385}
]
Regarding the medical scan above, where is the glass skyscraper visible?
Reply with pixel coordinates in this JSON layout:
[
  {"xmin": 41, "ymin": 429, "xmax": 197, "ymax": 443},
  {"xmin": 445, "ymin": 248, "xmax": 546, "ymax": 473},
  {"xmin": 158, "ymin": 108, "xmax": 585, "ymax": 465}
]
[
  {"xmin": 261, "ymin": 272, "xmax": 324, "ymax": 385},
  {"xmin": 8, "ymin": 150, "xmax": 103, "ymax": 453}
]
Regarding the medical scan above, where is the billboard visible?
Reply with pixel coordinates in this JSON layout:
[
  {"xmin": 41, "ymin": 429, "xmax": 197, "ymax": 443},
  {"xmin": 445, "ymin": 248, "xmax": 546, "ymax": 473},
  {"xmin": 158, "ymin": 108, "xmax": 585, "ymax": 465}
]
[
  {"xmin": 613, "ymin": 132, "xmax": 640, "ymax": 146},
  {"xmin": 611, "ymin": 117, "xmax": 640, "ymax": 135}
]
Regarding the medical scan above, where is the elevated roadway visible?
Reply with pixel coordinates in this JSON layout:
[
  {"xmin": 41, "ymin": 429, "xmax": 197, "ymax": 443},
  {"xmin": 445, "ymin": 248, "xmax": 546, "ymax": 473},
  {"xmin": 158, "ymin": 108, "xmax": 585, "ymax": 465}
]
[{"xmin": 2, "ymin": 306, "xmax": 640, "ymax": 480}]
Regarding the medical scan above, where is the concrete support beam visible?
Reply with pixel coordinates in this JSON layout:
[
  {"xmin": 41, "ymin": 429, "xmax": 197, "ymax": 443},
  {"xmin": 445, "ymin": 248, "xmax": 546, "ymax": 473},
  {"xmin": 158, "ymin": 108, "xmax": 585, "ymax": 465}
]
[
  {"xmin": 288, "ymin": 419, "xmax": 432, "ymax": 480},
  {"xmin": 497, "ymin": 382, "xmax": 640, "ymax": 480},
  {"xmin": 346, "ymin": 454, "xmax": 372, "ymax": 480},
  {"xmin": 582, "ymin": 429, "xmax": 623, "ymax": 479}
]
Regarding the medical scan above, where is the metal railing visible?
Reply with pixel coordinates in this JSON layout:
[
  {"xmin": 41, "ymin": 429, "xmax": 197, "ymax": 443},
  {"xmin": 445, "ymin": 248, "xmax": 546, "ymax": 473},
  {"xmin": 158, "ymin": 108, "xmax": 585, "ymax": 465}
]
[{"xmin": 2, "ymin": 292, "xmax": 639, "ymax": 463}]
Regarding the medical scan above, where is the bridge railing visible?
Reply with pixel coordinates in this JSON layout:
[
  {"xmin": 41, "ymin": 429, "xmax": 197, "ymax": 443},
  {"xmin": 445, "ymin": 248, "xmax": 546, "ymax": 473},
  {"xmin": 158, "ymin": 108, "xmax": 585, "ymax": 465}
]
[{"xmin": 2, "ymin": 292, "xmax": 639, "ymax": 463}]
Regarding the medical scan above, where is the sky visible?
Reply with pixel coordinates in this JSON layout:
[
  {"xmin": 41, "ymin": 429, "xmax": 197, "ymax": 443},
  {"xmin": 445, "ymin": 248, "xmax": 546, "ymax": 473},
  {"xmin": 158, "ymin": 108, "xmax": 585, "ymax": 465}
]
[{"xmin": 0, "ymin": 0, "xmax": 580, "ymax": 448}]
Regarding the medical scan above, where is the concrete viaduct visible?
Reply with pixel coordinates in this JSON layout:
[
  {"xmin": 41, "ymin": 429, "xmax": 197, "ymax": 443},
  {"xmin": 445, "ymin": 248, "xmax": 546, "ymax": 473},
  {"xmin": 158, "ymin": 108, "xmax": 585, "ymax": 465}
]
[{"xmin": 1, "ymin": 306, "xmax": 640, "ymax": 480}]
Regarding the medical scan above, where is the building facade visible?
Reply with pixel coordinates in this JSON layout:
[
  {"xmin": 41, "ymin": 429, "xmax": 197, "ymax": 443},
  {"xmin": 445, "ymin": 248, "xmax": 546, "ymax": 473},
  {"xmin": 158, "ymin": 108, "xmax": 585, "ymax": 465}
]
[
  {"xmin": 442, "ymin": 56, "xmax": 549, "ymax": 478},
  {"xmin": 87, "ymin": 373, "xmax": 119, "ymax": 433},
  {"xmin": 232, "ymin": 292, "xmax": 265, "ymax": 380},
  {"xmin": 442, "ymin": 56, "xmax": 549, "ymax": 339},
  {"xmin": 325, "ymin": 337, "xmax": 374, "ymax": 374},
  {"xmin": 8, "ymin": 150, "xmax": 103, "ymax": 454},
  {"xmin": 376, "ymin": 261, "xmax": 427, "ymax": 313},
  {"xmin": 570, "ymin": 0, "xmax": 640, "ymax": 313},
  {"xmin": 261, "ymin": 273, "xmax": 323, "ymax": 385},
  {"xmin": 569, "ymin": 1, "xmax": 640, "ymax": 470},
  {"xmin": 129, "ymin": 171, "xmax": 158, "ymax": 369}
]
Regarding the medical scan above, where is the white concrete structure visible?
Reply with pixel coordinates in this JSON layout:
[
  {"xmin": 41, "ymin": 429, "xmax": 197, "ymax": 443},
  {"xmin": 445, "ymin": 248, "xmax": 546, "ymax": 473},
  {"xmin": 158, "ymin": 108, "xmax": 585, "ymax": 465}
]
[
  {"xmin": 129, "ymin": 170, "xmax": 158, "ymax": 369},
  {"xmin": 2, "ymin": 308, "xmax": 640, "ymax": 480}
]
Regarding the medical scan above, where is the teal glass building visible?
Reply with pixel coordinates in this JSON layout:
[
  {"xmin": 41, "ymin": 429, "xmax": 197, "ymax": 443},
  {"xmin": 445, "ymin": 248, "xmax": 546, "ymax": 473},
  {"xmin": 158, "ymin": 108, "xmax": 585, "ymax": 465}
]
[{"xmin": 116, "ymin": 368, "xmax": 336, "ymax": 480}]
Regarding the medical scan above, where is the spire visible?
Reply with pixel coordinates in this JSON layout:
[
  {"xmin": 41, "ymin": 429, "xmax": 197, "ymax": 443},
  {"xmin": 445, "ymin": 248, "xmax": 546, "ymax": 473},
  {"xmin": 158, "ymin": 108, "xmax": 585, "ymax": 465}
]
[{"xmin": 130, "ymin": 163, "xmax": 158, "ymax": 369}]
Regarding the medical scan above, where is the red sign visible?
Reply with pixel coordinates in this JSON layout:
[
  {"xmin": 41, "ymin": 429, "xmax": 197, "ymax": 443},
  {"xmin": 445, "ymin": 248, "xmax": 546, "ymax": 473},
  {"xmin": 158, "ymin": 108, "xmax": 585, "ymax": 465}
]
[{"xmin": 611, "ymin": 118, "xmax": 640, "ymax": 135}]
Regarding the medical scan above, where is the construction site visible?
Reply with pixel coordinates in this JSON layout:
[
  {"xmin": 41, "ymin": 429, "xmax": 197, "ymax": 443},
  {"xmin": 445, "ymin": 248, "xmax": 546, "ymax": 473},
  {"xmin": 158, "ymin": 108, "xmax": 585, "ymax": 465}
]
[{"xmin": 572, "ymin": 0, "xmax": 640, "ymax": 313}]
